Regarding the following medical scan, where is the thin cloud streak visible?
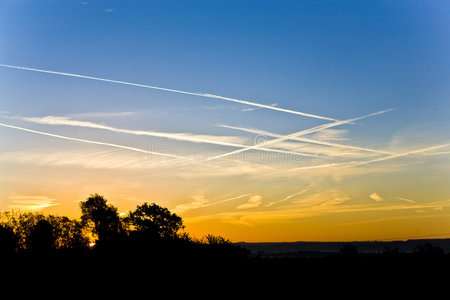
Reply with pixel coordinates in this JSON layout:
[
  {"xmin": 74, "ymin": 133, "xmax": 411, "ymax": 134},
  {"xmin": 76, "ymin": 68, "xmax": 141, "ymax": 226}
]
[
  {"xmin": 266, "ymin": 189, "xmax": 309, "ymax": 207},
  {"xmin": 20, "ymin": 116, "xmax": 324, "ymax": 159},
  {"xmin": 69, "ymin": 111, "xmax": 136, "ymax": 118},
  {"xmin": 0, "ymin": 64, "xmax": 336, "ymax": 121},
  {"xmin": 185, "ymin": 197, "xmax": 450, "ymax": 225},
  {"xmin": 219, "ymin": 124, "xmax": 393, "ymax": 155},
  {"xmin": 174, "ymin": 193, "xmax": 253, "ymax": 213},
  {"xmin": 397, "ymin": 197, "xmax": 416, "ymax": 204},
  {"xmin": 206, "ymin": 109, "xmax": 393, "ymax": 161},
  {"xmin": 353, "ymin": 143, "xmax": 450, "ymax": 166},
  {"xmin": 0, "ymin": 122, "xmax": 191, "ymax": 161},
  {"xmin": 8, "ymin": 195, "xmax": 59, "ymax": 211},
  {"xmin": 286, "ymin": 143, "xmax": 450, "ymax": 173}
]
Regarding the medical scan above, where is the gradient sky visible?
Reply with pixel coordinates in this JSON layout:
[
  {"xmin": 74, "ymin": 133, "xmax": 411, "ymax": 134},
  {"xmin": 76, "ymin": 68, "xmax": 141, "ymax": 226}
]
[{"xmin": 0, "ymin": 0, "xmax": 449, "ymax": 242}]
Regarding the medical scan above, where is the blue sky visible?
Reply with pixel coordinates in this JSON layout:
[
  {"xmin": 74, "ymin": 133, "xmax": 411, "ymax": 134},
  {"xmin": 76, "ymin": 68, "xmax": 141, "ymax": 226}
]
[{"xmin": 0, "ymin": 1, "xmax": 449, "ymax": 241}]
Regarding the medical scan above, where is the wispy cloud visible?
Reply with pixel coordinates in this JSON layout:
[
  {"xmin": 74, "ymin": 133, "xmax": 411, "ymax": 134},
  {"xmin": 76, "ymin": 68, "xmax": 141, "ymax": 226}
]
[
  {"xmin": 185, "ymin": 195, "xmax": 450, "ymax": 226},
  {"xmin": 309, "ymin": 129, "xmax": 349, "ymax": 141},
  {"xmin": 354, "ymin": 143, "xmax": 450, "ymax": 166},
  {"xmin": 19, "ymin": 115, "xmax": 324, "ymax": 159},
  {"xmin": 69, "ymin": 111, "xmax": 136, "ymax": 118},
  {"xmin": 220, "ymin": 124, "xmax": 392, "ymax": 157},
  {"xmin": 173, "ymin": 193, "xmax": 211, "ymax": 213},
  {"xmin": 174, "ymin": 193, "xmax": 256, "ymax": 213},
  {"xmin": 8, "ymin": 195, "xmax": 58, "ymax": 211},
  {"xmin": 266, "ymin": 189, "xmax": 309, "ymax": 207},
  {"xmin": 0, "ymin": 121, "xmax": 191, "ymax": 162},
  {"xmin": 21, "ymin": 115, "xmax": 248, "ymax": 146},
  {"xmin": 207, "ymin": 109, "xmax": 393, "ymax": 161},
  {"xmin": 0, "ymin": 64, "xmax": 337, "ymax": 121},
  {"xmin": 104, "ymin": 8, "xmax": 114, "ymax": 13},
  {"xmin": 284, "ymin": 142, "xmax": 450, "ymax": 175},
  {"xmin": 369, "ymin": 192, "xmax": 384, "ymax": 202},
  {"xmin": 236, "ymin": 195, "xmax": 262, "ymax": 210},
  {"xmin": 241, "ymin": 103, "xmax": 278, "ymax": 112},
  {"xmin": 0, "ymin": 149, "xmax": 157, "ymax": 170},
  {"xmin": 396, "ymin": 197, "xmax": 416, "ymax": 203}
]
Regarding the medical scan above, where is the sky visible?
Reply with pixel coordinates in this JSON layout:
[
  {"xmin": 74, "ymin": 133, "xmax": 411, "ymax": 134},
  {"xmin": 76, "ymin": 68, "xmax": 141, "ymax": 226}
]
[{"xmin": 0, "ymin": 0, "xmax": 449, "ymax": 242}]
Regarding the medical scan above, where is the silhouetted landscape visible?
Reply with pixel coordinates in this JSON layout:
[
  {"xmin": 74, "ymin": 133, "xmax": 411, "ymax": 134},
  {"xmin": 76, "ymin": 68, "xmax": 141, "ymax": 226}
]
[
  {"xmin": 1, "ymin": 193, "xmax": 449, "ymax": 286},
  {"xmin": 237, "ymin": 239, "xmax": 450, "ymax": 258},
  {"xmin": 1, "ymin": 2, "xmax": 449, "ymax": 293}
]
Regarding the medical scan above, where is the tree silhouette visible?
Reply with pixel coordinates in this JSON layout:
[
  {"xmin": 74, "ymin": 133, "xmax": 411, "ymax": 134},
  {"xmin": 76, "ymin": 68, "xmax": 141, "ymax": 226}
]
[
  {"xmin": 125, "ymin": 202, "xmax": 184, "ymax": 238},
  {"xmin": 48, "ymin": 215, "xmax": 89, "ymax": 249},
  {"xmin": 80, "ymin": 194, "xmax": 121, "ymax": 242},
  {"xmin": 1, "ymin": 211, "xmax": 88, "ymax": 250},
  {"xmin": 30, "ymin": 219, "xmax": 55, "ymax": 253}
]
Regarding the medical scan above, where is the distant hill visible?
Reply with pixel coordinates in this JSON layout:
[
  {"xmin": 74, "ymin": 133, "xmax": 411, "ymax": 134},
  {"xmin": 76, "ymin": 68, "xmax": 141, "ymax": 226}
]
[{"xmin": 235, "ymin": 239, "xmax": 450, "ymax": 258}]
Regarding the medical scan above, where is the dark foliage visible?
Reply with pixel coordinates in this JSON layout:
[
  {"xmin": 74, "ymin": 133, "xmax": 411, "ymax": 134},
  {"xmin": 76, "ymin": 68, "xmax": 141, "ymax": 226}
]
[
  {"xmin": 80, "ymin": 193, "xmax": 122, "ymax": 241},
  {"xmin": 0, "ymin": 224, "xmax": 17, "ymax": 254},
  {"xmin": 30, "ymin": 219, "xmax": 55, "ymax": 253},
  {"xmin": 124, "ymin": 202, "xmax": 184, "ymax": 238},
  {"xmin": 1, "ymin": 193, "xmax": 449, "ymax": 290}
]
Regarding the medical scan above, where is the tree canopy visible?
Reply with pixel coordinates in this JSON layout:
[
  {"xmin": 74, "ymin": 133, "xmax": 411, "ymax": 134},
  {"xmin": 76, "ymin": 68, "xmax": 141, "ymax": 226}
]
[
  {"xmin": 80, "ymin": 193, "xmax": 121, "ymax": 241},
  {"xmin": 125, "ymin": 202, "xmax": 184, "ymax": 238}
]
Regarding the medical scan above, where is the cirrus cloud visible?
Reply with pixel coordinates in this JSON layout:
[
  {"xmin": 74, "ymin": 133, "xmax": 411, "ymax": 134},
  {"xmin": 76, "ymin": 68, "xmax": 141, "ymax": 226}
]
[
  {"xmin": 237, "ymin": 195, "xmax": 262, "ymax": 210},
  {"xmin": 369, "ymin": 192, "xmax": 384, "ymax": 202}
]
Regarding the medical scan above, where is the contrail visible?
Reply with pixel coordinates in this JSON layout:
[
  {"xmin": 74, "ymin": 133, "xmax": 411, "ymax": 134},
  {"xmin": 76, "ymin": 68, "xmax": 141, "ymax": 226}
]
[
  {"xmin": 174, "ymin": 193, "xmax": 254, "ymax": 213},
  {"xmin": 219, "ymin": 124, "xmax": 394, "ymax": 155},
  {"xmin": 286, "ymin": 143, "xmax": 450, "ymax": 172},
  {"xmin": 352, "ymin": 143, "xmax": 450, "ymax": 166},
  {"xmin": 206, "ymin": 108, "xmax": 393, "ymax": 161},
  {"xmin": 0, "ymin": 122, "xmax": 191, "ymax": 161},
  {"xmin": 19, "ymin": 116, "xmax": 324, "ymax": 158},
  {"xmin": 0, "ymin": 63, "xmax": 336, "ymax": 121}
]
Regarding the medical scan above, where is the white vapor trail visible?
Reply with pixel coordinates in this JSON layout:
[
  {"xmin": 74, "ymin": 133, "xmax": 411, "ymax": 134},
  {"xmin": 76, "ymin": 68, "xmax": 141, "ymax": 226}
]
[
  {"xmin": 206, "ymin": 109, "xmax": 393, "ymax": 161},
  {"xmin": 286, "ymin": 143, "xmax": 450, "ymax": 172},
  {"xmin": 0, "ymin": 122, "xmax": 190, "ymax": 161},
  {"xmin": 219, "ymin": 124, "xmax": 394, "ymax": 155},
  {"xmin": 20, "ymin": 116, "xmax": 324, "ymax": 158},
  {"xmin": 352, "ymin": 143, "xmax": 450, "ymax": 166},
  {"xmin": 0, "ymin": 64, "xmax": 336, "ymax": 121}
]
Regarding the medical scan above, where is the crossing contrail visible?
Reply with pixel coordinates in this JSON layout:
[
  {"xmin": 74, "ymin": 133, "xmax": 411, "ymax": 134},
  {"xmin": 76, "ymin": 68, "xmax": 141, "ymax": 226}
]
[
  {"xmin": 205, "ymin": 108, "xmax": 393, "ymax": 161},
  {"xmin": 0, "ymin": 63, "xmax": 337, "ymax": 121},
  {"xmin": 0, "ymin": 122, "xmax": 190, "ymax": 161},
  {"xmin": 286, "ymin": 143, "xmax": 450, "ymax": 172},
  {"xmin": 20, "ymin": 116, "xmax": 324, "ymax": 158},
  {"xmin": 352, "ymin": 143, "xmax": 450, "ymax": 166},
  {"xmin": 218, "ymin": 124, "xmax": 394, "ymax": 155}
]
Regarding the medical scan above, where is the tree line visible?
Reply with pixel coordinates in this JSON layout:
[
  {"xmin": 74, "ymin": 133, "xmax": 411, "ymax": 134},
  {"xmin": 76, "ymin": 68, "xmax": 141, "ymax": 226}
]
[
  {"xmin": 0, "ymin": 193, "xmax": 245, "ymax": 259},
  {"xmin": 1, "ymin": 193, "xmax": 449, "ymax": 274},
  {"xmin": 1, "ymin": 193, "xmax": 449, "ymax": 288}
]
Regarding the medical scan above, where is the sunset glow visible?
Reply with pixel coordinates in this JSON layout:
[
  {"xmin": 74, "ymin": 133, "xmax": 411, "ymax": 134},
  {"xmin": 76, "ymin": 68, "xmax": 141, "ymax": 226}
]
[{"xmin": 1, "ymin": 1, "xmax": 448, "ymax": 242}]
